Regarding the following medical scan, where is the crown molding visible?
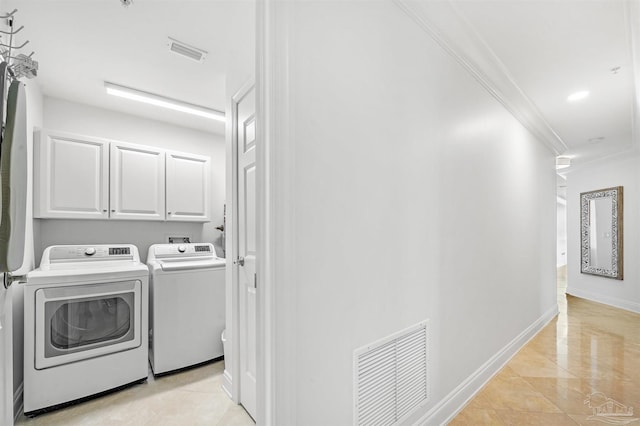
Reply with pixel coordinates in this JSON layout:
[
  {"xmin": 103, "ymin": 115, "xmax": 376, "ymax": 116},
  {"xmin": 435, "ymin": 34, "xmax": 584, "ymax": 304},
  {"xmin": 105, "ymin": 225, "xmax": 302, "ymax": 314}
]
[
  {"xmin": 561, "ymin": 146, "xmax": 640, "ymax": 176},
  {"xmin": 394, "ymin": 0, "xmax": 568, "ymax": 155}
]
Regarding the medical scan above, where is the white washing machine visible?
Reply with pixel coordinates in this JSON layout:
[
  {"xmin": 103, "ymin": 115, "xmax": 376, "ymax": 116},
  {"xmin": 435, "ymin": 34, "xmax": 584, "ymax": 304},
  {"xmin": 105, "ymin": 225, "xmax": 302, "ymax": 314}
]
[
  {"xmin": 24, "ymin": 244, "xmax": 149, "ymax": 415},
  {"xmin": 147, "ymin": 243, "xmax": 225, "ymax": 375}
]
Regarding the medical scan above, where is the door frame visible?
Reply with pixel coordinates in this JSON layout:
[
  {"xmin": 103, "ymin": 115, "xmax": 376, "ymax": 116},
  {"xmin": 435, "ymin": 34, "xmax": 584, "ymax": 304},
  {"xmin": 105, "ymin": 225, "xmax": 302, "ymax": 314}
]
[
  {"xmin": 226, "ymin": 78, "xmax": 255, "ymax": 405},
  {"xmin": 255, "ymin": 1, "xmax": 297, "ymax": 424},
  {"xmin": 227, "ymin": 1, "xmax": 297, "ymax": 422},
  {"xmin": 1, "ymin": 282, "xmax": 14, "ymax": 426}
]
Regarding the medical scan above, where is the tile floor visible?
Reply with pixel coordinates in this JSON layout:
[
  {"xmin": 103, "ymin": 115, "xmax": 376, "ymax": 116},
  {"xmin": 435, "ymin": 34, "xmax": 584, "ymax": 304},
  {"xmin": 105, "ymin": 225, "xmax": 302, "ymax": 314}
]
[
  {"xmin": 16, "ymin": 360, "xmax": 255, "ymax": 426},
  {"xmin": 450, "ymin": 271, "xmax": 640, "ymax": 425}
]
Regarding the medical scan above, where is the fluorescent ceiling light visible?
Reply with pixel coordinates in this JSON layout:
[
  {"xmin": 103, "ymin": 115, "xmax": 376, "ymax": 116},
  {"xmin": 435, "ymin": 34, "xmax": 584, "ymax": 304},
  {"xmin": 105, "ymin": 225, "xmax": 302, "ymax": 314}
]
[
  {"xmin": 567, "ymin": 91, "xmax": 589, "ymax": 102},
  {"xmin": 104, "ymin": 82, "xmax": 225, "ymax": 122}
]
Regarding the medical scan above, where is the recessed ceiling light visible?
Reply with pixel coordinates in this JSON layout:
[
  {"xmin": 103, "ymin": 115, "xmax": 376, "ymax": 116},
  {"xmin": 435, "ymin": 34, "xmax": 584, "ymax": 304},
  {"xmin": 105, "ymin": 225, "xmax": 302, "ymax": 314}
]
[{"xmin": 567, "ymin": 91, "xmax": 589, "ymax": 102}]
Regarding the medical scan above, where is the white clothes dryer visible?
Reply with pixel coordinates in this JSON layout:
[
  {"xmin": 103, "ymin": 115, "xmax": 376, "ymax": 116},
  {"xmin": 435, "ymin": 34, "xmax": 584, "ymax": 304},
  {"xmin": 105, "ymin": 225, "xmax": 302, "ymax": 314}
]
[
  {"xmin": 146, "ymin": 243, "xmax": 225, "ymax": 375},
  {"xmin": 24, "ymin": 244, "xmax": 149, "ymax": 415}
]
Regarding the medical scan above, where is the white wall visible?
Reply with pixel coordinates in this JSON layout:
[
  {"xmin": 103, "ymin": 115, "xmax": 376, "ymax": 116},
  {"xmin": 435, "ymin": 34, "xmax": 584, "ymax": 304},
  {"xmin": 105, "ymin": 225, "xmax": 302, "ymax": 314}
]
[
  {"xmin": 266, "ymin": 2, "xmax": 557, "ymax": 424},
  {"xmin": 35, "ymin": 97, "xmax": 226, "ymax": 264},
  {"xmin": 566, "ymin": 154, "xmax": 640, "ymax": 313}
]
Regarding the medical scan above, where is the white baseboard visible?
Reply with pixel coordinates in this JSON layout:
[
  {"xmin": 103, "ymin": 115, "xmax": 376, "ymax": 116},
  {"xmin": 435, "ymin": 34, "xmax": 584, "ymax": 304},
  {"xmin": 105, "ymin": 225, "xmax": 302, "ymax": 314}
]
[
  {"xmin": 13, "ymin": 382, "xmax": 23, "ymax": 424},
  {"xmin": 567, "ymin": 287, "xmax": 640, "ymax": 314},
  {"xmin": 414, "ymin": 305, "xmax": 558, "ymax": 426},
  {"xmin": 222, "ymin": 369, "xmax": 233, "ymax": 400}
]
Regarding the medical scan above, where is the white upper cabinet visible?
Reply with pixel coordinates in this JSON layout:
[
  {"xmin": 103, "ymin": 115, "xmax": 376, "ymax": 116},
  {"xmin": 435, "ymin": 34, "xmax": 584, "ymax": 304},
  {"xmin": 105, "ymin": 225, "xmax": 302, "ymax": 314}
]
[
  {"xmin": 166, "ymin": 150, "xmax": 211, "ymax": 222},
  {"xmin": 34, "ymin": 130, "xmax": 109, "ymax": 219},
  {"xmin": 110, "ymin": 141, "xmax": 165, "ymax": 220},
  {"xmin": 34, "ymin": 129, "xmax": 211, "ymax": 222}
]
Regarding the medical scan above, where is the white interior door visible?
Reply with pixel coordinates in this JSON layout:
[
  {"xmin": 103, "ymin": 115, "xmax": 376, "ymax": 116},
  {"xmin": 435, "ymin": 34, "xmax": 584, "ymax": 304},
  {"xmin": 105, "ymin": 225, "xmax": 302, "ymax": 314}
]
[
  {"xmin": 0, "ymin": 282, "xmax": 13, "ymax": 425},
  {"xmin": 237, "ymin": 85, "xmax": 257, "ymax": 420}
]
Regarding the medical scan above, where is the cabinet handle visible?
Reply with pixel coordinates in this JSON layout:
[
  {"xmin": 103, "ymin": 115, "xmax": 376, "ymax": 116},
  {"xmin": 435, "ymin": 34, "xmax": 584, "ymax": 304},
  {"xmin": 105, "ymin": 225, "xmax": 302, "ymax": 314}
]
[
  {"xmin": 111, "ymin": 210, "xmax": 115, "ymax": 212},
  {"xmin": 168, "ymin": 212, "xmax": 172, "ymax": 215},
  {"xmin": 103, "ymin": 209, "xmax": 107, "ymax": 212}
]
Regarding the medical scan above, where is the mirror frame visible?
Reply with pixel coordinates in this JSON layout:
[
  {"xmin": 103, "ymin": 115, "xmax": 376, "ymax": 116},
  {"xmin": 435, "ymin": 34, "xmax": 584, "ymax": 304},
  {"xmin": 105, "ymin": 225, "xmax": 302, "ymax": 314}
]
[{"xmin": 580, "ymin": 186, "xmax": 623, "ymax": 280}]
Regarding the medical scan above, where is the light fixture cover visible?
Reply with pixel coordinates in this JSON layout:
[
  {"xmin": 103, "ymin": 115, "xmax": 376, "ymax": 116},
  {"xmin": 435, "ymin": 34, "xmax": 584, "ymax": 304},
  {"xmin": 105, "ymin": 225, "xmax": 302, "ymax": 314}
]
[
  {"xmin": 556, "ymin": 157, "xmax": 571, "ymax": 169},
  {"xmin": 104, "ymin": 82, "xmax": 224, "ymax": 122},
  {"xmin": 567, "ymin": 91, "xmax": 589, "ymax": 102}
]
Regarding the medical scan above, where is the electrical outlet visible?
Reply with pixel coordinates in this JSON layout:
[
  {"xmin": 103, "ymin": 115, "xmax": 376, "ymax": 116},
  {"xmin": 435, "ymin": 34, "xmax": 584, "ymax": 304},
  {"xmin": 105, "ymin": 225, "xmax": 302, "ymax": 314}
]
[{"xmin": 167, "ymin": 236, "xmax": 191, "ymax": 244}]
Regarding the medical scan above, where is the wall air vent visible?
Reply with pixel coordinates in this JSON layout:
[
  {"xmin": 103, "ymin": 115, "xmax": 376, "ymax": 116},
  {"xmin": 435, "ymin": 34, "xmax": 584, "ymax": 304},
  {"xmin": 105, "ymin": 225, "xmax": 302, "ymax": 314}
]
[
  {"xmin": 354, "ymin": 320, "xmax": 430, "ymax": 426},
  {"xmin": 167, "ymin": 37, "xmax": 207, "ymax": 63}
]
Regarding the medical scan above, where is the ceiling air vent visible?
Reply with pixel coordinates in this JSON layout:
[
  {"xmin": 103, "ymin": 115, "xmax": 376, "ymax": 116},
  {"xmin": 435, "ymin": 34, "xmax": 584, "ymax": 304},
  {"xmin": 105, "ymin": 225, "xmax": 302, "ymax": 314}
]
[{"xmin": 167, "ymin": 37, "xmax": 207, "ymax": 63}]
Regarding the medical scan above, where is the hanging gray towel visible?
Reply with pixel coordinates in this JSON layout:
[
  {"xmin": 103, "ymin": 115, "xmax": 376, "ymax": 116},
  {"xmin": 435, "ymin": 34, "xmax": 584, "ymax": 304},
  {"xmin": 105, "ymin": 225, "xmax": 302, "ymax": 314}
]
[
  {"xmin": 0, "ymin": 80, "xmax": 27, "ymax": 273},
  {"xmin": 0, "ymin": 63, "xmax": 7, "ymax": 156}
]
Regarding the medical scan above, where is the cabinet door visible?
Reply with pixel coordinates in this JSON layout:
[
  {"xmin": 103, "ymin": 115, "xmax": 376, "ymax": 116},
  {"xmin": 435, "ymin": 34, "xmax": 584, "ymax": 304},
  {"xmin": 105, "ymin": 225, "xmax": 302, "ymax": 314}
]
[
  {"xmin": 34, "ymin": 130, "xmax": 109, "ymax": 219},
  {"xmin": 165, "ymin": 151, "xmax": 211, "ymax": 222},
  {"xmin": 110, "ymin": 142, "xmax": 165, "ymax": 220}
]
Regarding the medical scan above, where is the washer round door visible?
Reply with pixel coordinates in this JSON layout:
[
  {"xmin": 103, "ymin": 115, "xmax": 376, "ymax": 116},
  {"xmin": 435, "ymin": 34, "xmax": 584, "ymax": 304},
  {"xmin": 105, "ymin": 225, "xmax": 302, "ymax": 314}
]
[{"xmin": 35, "ymin": 280, "xmax": 141, "ymax": 369}]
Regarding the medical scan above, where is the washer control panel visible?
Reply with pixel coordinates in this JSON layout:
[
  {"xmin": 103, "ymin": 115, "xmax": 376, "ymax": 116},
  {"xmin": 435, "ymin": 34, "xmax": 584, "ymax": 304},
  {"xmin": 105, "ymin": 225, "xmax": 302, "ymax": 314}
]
[
  {"xmin": 47, "ymin": 245, "xmax": 135, "ymax": 262},
  {"xmin": 148, "ymin": 243, "xmax": 215, "ymax": 260}
]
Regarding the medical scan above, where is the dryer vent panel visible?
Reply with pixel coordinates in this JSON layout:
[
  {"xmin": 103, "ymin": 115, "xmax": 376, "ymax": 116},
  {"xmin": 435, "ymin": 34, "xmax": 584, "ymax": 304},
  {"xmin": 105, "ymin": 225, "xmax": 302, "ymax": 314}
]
[{"xmin": 354, "ymin": 320, "xmax": 430, "ymax": 426}]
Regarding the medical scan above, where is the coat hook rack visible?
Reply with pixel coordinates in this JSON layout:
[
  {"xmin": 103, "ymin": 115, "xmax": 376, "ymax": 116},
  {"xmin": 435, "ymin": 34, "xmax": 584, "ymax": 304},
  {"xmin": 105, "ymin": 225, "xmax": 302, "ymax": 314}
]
[
  {"xmin": 4, "ymin": 51, "xmax": 34, "ymax": 61},
  {"xmin": 0, "ymin": 9, "xmax": 17, "ymax": 19},
  {"xmin": 0, "ymin": 9, "xmax": 38, "ymax": 80},
  {"xmin": 0, "ymin": 25, "xmax": 23, "ymax": 35},
  {"xmin": 0, "ymin": 40, "xmax": 29, "ymax": 50}
]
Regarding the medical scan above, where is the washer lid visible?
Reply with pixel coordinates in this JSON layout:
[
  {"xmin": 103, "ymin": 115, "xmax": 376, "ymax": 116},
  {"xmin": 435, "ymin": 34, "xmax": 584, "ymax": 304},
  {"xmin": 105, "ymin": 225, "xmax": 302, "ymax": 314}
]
[{"xmin": 157, "ymin": 258, "xmax": 225, "ymax": 272}]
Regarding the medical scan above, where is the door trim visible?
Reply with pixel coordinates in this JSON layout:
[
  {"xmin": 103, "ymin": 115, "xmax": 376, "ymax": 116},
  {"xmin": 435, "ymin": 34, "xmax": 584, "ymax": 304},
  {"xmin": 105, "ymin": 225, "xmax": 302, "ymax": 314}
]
[
  {"xmin": 0, "ymin": 283, "xmax": 14, "ymax": 426},
  {"xmin": 256, "ymin": 0, "xmax": 297, "ymax": 424}
]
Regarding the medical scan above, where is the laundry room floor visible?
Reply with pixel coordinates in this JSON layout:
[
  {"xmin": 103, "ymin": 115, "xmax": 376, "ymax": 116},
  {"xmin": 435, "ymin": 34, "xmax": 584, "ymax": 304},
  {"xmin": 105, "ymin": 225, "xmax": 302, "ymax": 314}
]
[{"xmin": 15, "ymin": 360, "xmax": 255, "ymax": 426}]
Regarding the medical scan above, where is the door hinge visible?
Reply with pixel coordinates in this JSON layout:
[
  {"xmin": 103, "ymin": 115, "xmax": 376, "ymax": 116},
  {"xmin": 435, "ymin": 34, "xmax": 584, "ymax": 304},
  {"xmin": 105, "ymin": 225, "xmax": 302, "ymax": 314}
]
[{"xmin": 254, "ymin": 273, "xmax": 257, "ymax": 289}]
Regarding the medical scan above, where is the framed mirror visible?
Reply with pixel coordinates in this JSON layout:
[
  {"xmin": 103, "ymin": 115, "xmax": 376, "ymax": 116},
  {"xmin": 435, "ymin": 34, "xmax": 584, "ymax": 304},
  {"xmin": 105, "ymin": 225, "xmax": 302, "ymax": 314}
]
[{"xmin": 580, "ymin": 186, "xmax": 623, "ymax": 280}]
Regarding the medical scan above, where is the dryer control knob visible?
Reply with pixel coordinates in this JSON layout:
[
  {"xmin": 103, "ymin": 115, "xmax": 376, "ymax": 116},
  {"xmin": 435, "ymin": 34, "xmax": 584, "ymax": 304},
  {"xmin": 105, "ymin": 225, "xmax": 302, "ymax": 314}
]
[
  {"xmin": 178, "ymin": 245, "xmax": 186, "ymax": 253},
  {"xmin": 85, "ymin": 247, "xmax": 96, "ymax": 256}
]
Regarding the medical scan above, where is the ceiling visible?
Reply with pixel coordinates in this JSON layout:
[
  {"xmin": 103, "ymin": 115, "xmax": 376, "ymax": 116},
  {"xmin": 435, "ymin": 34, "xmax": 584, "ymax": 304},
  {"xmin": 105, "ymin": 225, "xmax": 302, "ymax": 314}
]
[
  {"xmin": 3, "ymin": 1, "xmax": 637, "ymax": 172},
  {"xmin": 4, "ymin": 0, "xmax": 254, "ymax": 135},
  {"xmin": 402, "ymin": 0, "xmax": 638, "ymax": 175},
  {"xmin": 451, "ymin": 0, "xmax": 637, "ymax": 173}
]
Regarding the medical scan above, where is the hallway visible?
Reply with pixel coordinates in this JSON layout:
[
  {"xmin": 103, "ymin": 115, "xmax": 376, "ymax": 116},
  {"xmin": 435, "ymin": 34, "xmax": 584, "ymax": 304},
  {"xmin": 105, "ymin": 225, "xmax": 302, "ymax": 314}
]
[{"xmin": 450, "ymin": 276, "xmax": 640, "ymax": 424}]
